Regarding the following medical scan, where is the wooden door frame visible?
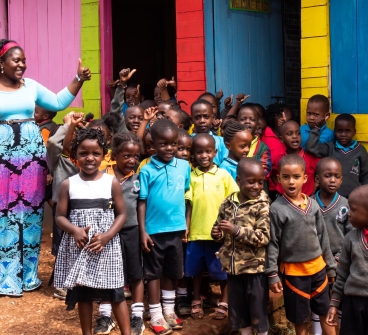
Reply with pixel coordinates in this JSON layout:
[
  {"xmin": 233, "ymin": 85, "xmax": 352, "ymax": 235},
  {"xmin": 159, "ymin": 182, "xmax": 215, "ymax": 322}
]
[{"xmin": 99, "ymin": 0, "xmax": 113, "ymax": 114}]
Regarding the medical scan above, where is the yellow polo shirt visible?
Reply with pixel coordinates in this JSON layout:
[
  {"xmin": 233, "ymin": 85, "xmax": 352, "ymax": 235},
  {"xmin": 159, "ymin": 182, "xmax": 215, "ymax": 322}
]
[{"xmin": 185, "ymin": 165, "xmax": 239, "ymax": 241}]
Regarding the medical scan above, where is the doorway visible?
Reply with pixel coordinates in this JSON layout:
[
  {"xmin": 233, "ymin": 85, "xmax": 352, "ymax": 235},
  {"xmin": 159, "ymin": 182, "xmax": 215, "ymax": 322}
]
[{"xmin": 111, "ymin": 0, "xmax": 177, "ymax": 100}]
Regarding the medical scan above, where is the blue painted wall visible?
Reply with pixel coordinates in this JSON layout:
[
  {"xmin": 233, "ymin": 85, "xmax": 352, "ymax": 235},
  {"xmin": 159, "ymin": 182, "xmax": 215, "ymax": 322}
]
[
  {"xmin": 330, "ymin": 0, "xmax": 368, "ymax": 114},
  {"xmin": 204, "ymin": 0, "xmax": 284, "ymax": 107}
]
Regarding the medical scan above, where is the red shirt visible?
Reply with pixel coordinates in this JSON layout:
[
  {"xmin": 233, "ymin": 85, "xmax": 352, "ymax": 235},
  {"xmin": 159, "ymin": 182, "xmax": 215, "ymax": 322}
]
[
  {"xmin": 272, "ymin": 148, "xmax": 320, "ymax": 196},
  {"xmin": 262, "ymin": 127, "xmax": 286, "ymax": 190},
  {"xmin": 364, "ymin": 228, "xmax": 368, "ymax": 243}
]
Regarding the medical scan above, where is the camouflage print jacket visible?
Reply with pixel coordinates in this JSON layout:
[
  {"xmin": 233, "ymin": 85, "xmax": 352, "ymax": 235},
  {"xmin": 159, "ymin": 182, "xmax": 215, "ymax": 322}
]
[{"xmin": 213, "ymin": 191, "xmax": 271, "ymax": 275}]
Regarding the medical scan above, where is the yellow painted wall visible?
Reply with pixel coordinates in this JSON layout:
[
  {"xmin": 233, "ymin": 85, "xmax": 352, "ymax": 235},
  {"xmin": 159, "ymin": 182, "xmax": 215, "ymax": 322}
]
[
  {"xmin": 54, "ymin": 0, "xmax": 101, "ymax": 123},
  {"xmin": 301, "ymin": 0, "xmax": 368, "ymax": 149}
]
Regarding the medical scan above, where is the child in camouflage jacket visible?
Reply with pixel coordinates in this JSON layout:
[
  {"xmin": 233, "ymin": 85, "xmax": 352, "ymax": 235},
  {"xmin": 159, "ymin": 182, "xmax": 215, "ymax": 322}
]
[{"xmin": 211, "ymin": 158, "xmax": 271, "ymax": 335}]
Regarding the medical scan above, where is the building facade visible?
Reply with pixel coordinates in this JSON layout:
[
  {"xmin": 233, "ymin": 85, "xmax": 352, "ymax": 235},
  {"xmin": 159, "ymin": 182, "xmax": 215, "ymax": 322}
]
[{"xmin": 1, "ymin": 0, "xmax": 367, "ymax": 147}]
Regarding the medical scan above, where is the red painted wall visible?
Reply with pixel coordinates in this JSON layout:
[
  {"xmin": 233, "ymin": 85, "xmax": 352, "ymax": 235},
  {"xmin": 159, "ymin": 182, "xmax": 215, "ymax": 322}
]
[{"xmin": 176, "ymin": 0, "xmax": 206, "ymax": 113}]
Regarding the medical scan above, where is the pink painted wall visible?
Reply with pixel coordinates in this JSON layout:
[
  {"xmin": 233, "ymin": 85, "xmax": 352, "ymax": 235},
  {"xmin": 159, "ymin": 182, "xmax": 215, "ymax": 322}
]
[
  {"xmin": 0, "ymin": 0, "xmax": 7, "ymax": 38},
  {"xmin": 8, "ymin": 0, "xmax": 82, "ymax": 107}
]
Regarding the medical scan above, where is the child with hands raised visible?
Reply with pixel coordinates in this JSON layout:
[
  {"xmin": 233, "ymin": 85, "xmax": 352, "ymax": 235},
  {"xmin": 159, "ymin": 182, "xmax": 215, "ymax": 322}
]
[{"xmin": 54, "ymin": 128, "xmax": 130, "ymax": 335}]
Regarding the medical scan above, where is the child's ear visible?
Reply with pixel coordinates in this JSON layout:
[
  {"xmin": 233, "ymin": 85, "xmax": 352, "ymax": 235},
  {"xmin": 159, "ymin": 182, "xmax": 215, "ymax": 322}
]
[
  {"xmin": 111, "ymin": 152, "xmax": 116, "ymax": 161},
  {"xmin": 303, "ymin": 173, "xmax": 308, "ymax": 184},
  {"xmin": 277, "ymin": 174, "xmax": 281, "ymax": 183},
  {"xmin": 178, "ymin": 124, "xmax": 184, "ymax": 129},
  {"xmin": 315, "ymin": 175, "xmax": 320, "ymax": 184},
  {"xmin": 236, "ymin": 175, "xmax": 241, "ymax": 187},
  {"xmin": 225, "ymin": 141, "xmax": 231, "ymax": 150},
  {"xmin": 279, "ymin": 136, "xmax": 283, "ymax": 143}
]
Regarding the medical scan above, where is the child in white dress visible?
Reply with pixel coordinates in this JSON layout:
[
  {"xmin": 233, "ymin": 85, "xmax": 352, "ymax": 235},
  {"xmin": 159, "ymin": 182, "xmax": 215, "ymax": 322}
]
[{"xmin": 54, "ymin": 128, "xmax": 130, "ymax": 335}]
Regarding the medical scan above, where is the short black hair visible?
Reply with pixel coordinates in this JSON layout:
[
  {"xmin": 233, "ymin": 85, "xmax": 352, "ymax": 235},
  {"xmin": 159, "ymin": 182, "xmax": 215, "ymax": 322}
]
[
  {"xmin": 278, "ymin": 154, "xmax": 306, "ymax": 173},
  {"xmin": 192, "ymin": 133, "xmax": 216, "ymax": 150},
  {"xmin": 0, "ymin": 39, "xmax": 23, "ymax": 60},
  {"xmin": 168, "ymin": 105, "xmax": 191, "ymax": 130},
  {"xmin": 238, "ymin": 104, "xmax": 259, "ymax": 121},
  {"xmin": 191, "ymin": 99, "xmax": 213, "ymax": 114},
  {"xmin": 178, "ymin": 128, "xmax": 191, "ymax": 139},
  {"xmin": 222, "ymin": 119, "xmax": 248, "ymax": 143},
  {"xmin": 237, "ymin": 157, "xmax": 263, "ymax": 176},
  {"xmin": 102, "ymin": 112, "xmax": 123, "ymax": 135},
  {"xmin": 125, "ymin": 106, "xmax": 144, "ymax": 116},
  {"xmin": 315, "ymin": 157, "xmax": 342, "ymax": 176},
  {"xmin": 264, "ymin": 103, "xmax": 285, "ymax": 130},
  {"xmin": 279, "ymin": 120, "xmax": 299, "ymax": 135},
  {"xmin": 349, "ymin": 184, "xmax": 368, "ymax": 204},
  {"xmin": 150, "ymin": 119, "xmax": 178, "ymax": 141},
  {"xmin": 335, "ymin": 113, "xmax": 356, "ymax": 128},
  {"xmin": 308, "ymin": 94, "xmax": 330, "ymax": 114},
  {"xmin": 140, "ymin": 99, "xmax": 157, "ymax": 110},
  {"xmin": 197, "ymin": 92, "xmax": 217, "ymax": 101},
  {"xmin": 70, "ymin": 127, "xmax": 108, "ymax": 160},
  {"xmin": 111, "ymin": 132, "xmax": 141, "ymax": 155}
]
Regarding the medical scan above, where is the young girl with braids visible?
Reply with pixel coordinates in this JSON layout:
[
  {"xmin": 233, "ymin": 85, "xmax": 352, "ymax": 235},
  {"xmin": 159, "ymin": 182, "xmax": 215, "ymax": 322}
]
[
  {"xmin": 220, "ymin": 120, "xmax": 271, "ymax": 189},
  {"xmin": 262, "ymin": 103, "xmax": 288, "ymax": 199},
  {"xmin": 95, "ymin": 133, "xmax": 145, "ymax": 335},
  {"xmin": 220, "ymin": 120, "xmax": 253, "ymax": 181},
  {"xmin": 54, "ymin": 128, "xmax": 130, "ymax": 335}
]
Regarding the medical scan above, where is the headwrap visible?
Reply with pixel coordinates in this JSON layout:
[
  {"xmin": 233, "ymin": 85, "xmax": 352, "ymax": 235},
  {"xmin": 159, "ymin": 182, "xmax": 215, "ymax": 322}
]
[{"xmin": 0, "ymin": 42, "xmax": 20, "ymax": 58}]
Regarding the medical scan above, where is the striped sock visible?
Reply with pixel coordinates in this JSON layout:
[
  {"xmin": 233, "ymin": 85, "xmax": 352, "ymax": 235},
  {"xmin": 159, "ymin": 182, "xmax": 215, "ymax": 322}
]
[
  {"xmin": 162, "ymin": 289, "xmax": 176, "ymax": 315},
  {"xmin": 149, "ymin": 303, "xmax": 163, "ymax": 321},
  {"xmin": 131, "ymin": 302, "xmax": 144, "ymax": 319}
]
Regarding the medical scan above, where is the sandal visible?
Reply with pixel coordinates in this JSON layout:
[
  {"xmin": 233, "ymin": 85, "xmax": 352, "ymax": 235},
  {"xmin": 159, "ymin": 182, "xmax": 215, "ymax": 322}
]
[
  {"xmin": 212, "ymin": 302, "xmax": 228, "ymax": 320},
  {"xmin": 191, "ymin": 299, "xmax": 204, "ymax": 319}
]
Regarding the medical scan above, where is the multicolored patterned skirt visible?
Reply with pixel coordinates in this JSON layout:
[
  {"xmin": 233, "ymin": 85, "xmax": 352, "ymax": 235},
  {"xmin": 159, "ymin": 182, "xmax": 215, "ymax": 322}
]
[{"xmin": 0, "ymin": 121, "xmax": 47, "ymax": 296}]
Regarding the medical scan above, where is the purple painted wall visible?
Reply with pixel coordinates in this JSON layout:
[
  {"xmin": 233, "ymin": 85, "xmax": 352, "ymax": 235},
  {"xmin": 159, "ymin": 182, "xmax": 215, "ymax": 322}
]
[{"xmin": 0, "ymin": 0, "xmax": 7, "ymax": 38}]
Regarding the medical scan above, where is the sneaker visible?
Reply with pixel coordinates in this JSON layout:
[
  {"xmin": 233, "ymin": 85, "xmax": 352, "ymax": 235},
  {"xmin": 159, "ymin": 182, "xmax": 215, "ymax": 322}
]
[
  {"xmin": 94, "ymin": 316, "xmax": 115, "ymax": 334},
  {"xmin": 130, "ymin": 315, "xmax": 145, "ymax": 335},
  {"xmin": 150, "ymin": 317, "xmax": 173, "ymax": 335},
  {"xmin": 53, "ymin": 288, "xmax": 67, "ymax": 300},
  {"xmin": 124, "ymin": 285, "xmax": 132, "ymax": 298},
  {"xmin": 163, "ymin": 312, "xmax": 183, "ymax": 330},
  {"xmin": 176, "ymin": 295, "xmax": 191, "ymax": 316}
]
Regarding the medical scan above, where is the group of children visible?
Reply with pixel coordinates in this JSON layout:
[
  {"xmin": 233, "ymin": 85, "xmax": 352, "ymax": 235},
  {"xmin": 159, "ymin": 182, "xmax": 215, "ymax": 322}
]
[{"xmin": 37, "ymin": 68, "xmax": 368, "ymax": 335}]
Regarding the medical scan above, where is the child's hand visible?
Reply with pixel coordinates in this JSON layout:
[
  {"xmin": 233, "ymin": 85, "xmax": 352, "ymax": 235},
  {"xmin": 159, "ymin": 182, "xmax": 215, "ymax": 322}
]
[
  {"xmin": 224, "ymin": 95, "xmax": 233, "ymax": 108},
  {"xmin": 269, "ymin": 281, "xmax": 283, "ymax": 293},
  {"xmin": 86, "ymin": 233, "xmax": 109, "ymax": 253},
  {"xmin": 140, "ymin": 232, "xmax": 154, "ymax": 252},
  {"xmin": 167, "ymin": 76, "xmax": 177, "ymax": 88},
  {"xmin": 144, "ymin": 107, "xmax": 158, "ymax": 121},
  {"xmin": 133, "ymin": 84, "xmax": 141, "ymax": 101},
  {"xmin": 77, "ymin": 58, "xmax": 91, "ymax": 82},
  {"xmin": 211, "ymin": 226, "xmax": 222, "ymax": 240},
  {"xmin": 157, "ymin": 78, "xmax": 167, "ymax": 89},
  {"xmin": 119, "ymin": 68, "xmax": 136, "ymax": 84},
  {"xmin": 46, "ymin": 174, "xmax": 53, "ymax": 186},
  {"xmin": 73, "ymin": 226, "xmax": 90, "ymax": 249},
  {"xmin": 182, "ymin": 230, "xmax": 189, "ymax": 243},
  {"xmin": 71, "ymin": 112, "xmax": 85, "ymax": 128},
  {"xmin": 326, "ymin": 307, "xmax": 339, "ymax": 326},
  {"xmin": 314, "ymin": 114, "xmax": 330, "ymax": 129},
  {"xmin": 328, "ymin": 277, "xmax": 335, "ymax": 284},
  {"xmin": 107, "ymin": 79, "xmax": 119, "ymax": 88},
  {"xmin": 63, "ymin": 112, "xmax": 74, "ymax": 125},
  {"xmin": 218, "ymin": 220, "xmax": 235, "ymax": 235},
  {"xmin": 212, "ymin": 118, "xmax": 222, "ymax": 132},
  {"xmin": 216, "ymin": 89, "xmax": 224, "ymax": 101},
  {"xmin": 236, "ymin": 93, "xmax": 250, "ymax": 104}
]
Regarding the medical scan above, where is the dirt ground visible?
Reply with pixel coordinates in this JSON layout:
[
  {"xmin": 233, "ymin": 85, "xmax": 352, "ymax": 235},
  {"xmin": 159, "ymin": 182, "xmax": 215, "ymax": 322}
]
[{"xmin": 0, "ymin": 208, "xmax": 228, "ymax": 335}]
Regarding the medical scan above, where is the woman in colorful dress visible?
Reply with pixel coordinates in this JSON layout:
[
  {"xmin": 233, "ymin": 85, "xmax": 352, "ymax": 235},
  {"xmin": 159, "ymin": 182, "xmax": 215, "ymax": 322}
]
[{"xmin": 0, "ymin": 39, "xmax": 91, "ymax": 296}]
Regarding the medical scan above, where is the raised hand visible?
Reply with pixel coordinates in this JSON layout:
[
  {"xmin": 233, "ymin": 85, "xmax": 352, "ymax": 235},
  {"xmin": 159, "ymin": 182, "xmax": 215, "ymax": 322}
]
[
  {"xmin": 144, "ymin": 106, "xmax": 158, "ymax": 121},
  {"xmin": 107, "ymin": 79, "xmax": 119, "ymax": 88},
  {"xmin": 224, "ymin": 95, "xmax": 233, "ymax": 107},
  {"xmin": 236, "ymin": 93, "xmax": 250, "ymax": 104},
  {"xmin": 77, "ymin": 58, "xmax": 91, "ymax": 82},
  {"xmin": 119, "ymin": 68, "xmax": 136, "ymax": 84},
  {"xmin": 167, "ymin": 76, "xmax": 177, "ymax": 88},
  {"xmin": 157, "ymin": 78, "xmax": 167, "ymax": 89},
  {"xmin": 216, "ymin": 89, "xmax": 224, "ymax": 100}
]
